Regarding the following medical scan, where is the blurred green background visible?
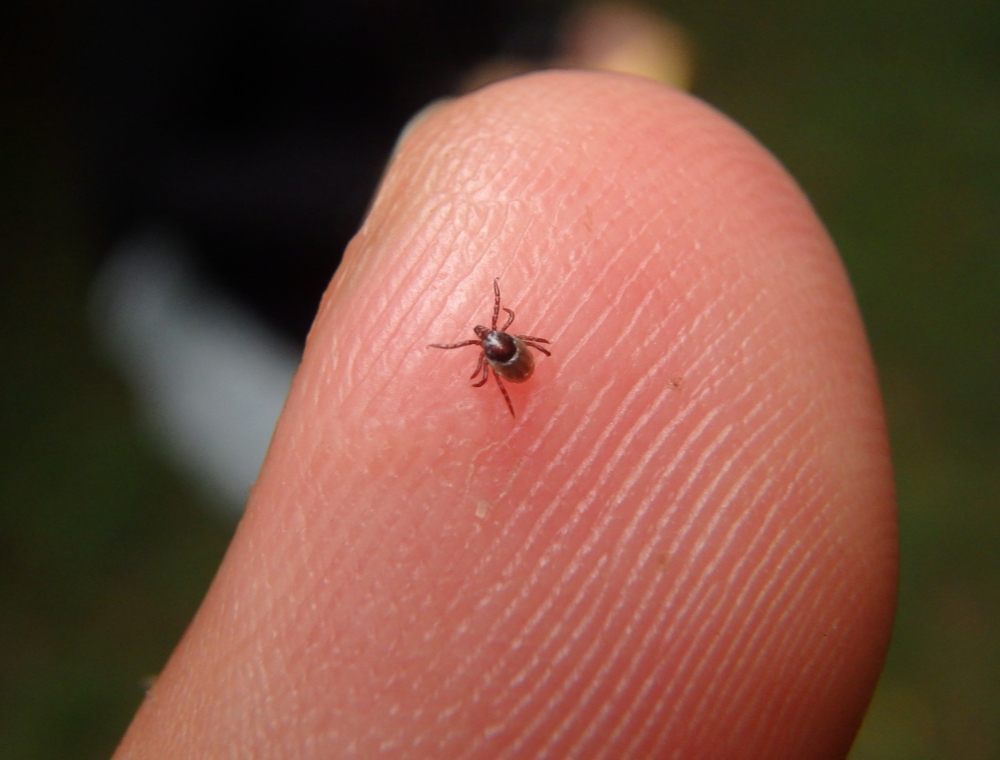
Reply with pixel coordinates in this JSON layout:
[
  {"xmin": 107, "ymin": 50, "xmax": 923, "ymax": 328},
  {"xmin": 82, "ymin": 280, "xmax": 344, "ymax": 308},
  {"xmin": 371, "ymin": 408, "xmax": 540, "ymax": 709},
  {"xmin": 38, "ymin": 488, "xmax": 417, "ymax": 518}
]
[{"xmin": 2, "ymin": 0, "xmax": 998, "ymax": 757}]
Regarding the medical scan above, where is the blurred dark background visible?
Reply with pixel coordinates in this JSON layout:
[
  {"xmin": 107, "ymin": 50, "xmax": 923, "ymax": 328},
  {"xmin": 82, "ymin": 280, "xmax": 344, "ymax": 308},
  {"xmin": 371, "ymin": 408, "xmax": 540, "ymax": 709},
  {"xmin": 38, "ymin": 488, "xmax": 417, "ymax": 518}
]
[{"xmin": 1, "ymin": 0, "xmax": 998, "ymax": 757}]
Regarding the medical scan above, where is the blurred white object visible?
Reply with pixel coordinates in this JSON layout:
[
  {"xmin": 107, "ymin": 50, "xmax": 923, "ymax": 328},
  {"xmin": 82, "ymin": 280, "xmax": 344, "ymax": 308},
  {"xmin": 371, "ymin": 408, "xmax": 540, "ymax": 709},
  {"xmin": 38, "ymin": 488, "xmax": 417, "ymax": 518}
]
[{"xmin": 90, "ymin": 228, "xmax": 300, "ymax": 513}]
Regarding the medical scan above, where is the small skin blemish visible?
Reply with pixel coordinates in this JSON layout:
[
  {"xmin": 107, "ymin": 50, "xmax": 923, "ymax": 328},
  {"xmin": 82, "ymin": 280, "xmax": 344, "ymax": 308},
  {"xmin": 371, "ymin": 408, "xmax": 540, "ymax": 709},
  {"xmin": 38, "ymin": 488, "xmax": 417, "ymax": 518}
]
[{"xmin": 428, "ymin": 278, "xmax": 551, "ymax": 417}]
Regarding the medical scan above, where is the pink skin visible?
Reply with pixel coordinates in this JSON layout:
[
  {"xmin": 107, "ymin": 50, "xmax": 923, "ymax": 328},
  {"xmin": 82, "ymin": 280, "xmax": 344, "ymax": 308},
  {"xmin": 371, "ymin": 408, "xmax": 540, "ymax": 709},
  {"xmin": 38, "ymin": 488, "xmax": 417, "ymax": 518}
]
[{"xmin": 113, "ymin": 71, "xmax": 896, "ymax": 759}]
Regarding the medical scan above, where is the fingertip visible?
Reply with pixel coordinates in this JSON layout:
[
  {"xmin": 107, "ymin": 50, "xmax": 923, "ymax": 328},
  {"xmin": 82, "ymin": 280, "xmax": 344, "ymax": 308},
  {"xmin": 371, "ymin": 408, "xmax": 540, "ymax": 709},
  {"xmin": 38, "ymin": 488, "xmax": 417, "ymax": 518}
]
[
  {"xmin": 117, "ymin": 71, "xmax": 895, "ymax": 759},
  {"xmin": 312, "ymin": 69, "xmax": 895, "ymax": 751}
]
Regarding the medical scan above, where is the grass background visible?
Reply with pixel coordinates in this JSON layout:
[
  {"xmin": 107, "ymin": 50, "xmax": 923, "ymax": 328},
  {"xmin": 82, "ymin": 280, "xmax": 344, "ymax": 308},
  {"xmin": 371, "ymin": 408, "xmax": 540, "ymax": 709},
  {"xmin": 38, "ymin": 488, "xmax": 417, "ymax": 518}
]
[{"xmin": 2, "ymin": 0, "xmax": 998, "ymax": 757}]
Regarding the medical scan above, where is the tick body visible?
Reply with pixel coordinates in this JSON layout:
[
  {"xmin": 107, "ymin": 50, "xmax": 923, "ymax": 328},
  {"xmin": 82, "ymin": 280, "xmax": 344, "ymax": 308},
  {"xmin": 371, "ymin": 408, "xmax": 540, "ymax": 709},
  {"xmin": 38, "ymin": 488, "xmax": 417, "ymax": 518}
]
[{"xmin": 428, "ymin": 278, "xmax": 551, "ymax": 417}]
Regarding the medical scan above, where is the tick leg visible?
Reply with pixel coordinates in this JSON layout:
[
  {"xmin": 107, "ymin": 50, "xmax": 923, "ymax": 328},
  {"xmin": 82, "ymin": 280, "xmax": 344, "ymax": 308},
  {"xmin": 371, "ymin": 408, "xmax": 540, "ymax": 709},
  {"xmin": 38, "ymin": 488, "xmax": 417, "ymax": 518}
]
[
  {"xmin": 518, "ymin": 336, "xmax": 552, "ymax": 356},
  {"xmin": 499, "ymin": 307, "xmax": 515, "ymax": 332},
  {"xmin": 428, "ymin": 339, "xmax": 481, "ymax": 350},
  {"xmin": 525, "ymin": 342, "xmax": 551, "ymax": 356},
  {"xmin": 469, "ymin": 352, "xmax": 485, "ymax": 381},
  {"xmin": 471, "ymin": 354, "xmax": 490, "ymax": 387},
  {"xmin": 491, "ymin": 278, "xmax": 502, "ymax": 329},
  {"xmin": 494, "ymin": 371, "xmax": 515, "ymax": 417}
]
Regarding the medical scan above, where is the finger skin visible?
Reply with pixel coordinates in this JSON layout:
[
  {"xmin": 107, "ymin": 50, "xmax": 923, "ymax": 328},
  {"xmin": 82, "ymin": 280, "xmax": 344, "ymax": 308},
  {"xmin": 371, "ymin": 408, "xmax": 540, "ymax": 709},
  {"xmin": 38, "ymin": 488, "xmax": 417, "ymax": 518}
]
[{"xmin": 114, "ymin": 71, "xmax": 896, "ymax": 759}]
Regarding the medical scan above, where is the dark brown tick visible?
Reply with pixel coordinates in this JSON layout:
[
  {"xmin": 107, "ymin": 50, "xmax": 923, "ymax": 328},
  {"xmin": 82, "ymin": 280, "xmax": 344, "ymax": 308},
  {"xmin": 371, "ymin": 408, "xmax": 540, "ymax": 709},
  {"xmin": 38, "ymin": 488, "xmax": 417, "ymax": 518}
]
[{"xmin": 428, "ymin": 278, "xmax": 551, "ymax": 417}]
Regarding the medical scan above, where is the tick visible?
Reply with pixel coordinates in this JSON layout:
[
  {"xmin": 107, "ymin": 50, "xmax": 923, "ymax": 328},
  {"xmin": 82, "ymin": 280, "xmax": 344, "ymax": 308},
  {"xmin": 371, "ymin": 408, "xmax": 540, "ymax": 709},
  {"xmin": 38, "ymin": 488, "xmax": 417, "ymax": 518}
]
[{"xmin": 428, "ymin": 278, "xmax": 551, "ymax": 417}]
